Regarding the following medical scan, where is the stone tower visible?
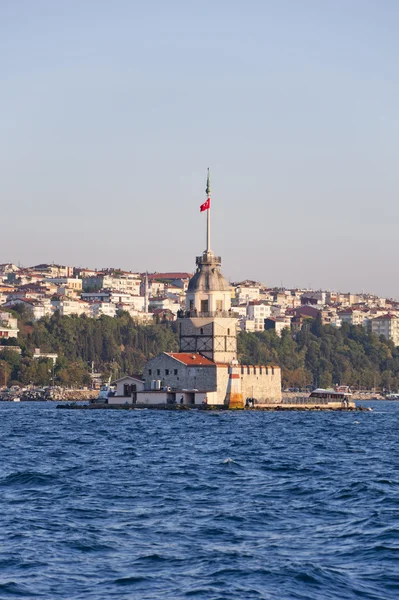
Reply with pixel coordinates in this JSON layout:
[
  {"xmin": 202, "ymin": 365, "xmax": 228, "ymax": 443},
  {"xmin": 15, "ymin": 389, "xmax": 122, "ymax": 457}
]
[{"xmin": 178, "ymin": 170, "xmax": 237, "ymax": 363}]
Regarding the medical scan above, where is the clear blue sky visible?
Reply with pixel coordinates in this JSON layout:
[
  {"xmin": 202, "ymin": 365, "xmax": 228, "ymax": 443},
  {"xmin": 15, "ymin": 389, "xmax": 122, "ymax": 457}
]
[{"xmin": 1, "ymin": 1, "xmax": 398, "ymax": 296}]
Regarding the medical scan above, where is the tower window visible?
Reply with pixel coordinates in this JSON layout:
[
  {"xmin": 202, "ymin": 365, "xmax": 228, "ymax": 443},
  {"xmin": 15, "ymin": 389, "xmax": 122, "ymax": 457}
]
[
  {"xmin": 148, "ymin": 369, "xmax": 152, "ymax": 376},
  {"xmin": 200, "ymin": 328, "xmax": 203, "ymax": 334},
  {"xmin": 165, "ymin": 369, "xmax": 169, "ymax": 375},
  {"xmin": 227, "ymin": 328, "xmax": 230, "ymax": 335},
  {"xmin": 157, "ymin": 369, "xmax": 160, "ymax": 376},
  {"xmin": 200, "ymin": 300, "xmax": 209, "ymax": 313},
  {"xmin": 174, "ymin": 369, "xmax": 178, "ymax": 375}
]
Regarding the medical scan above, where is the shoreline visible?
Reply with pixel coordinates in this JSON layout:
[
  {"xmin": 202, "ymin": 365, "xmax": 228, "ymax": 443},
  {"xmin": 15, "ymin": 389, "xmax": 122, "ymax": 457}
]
[{"xmin": 56, "ymin": 402, "xmax": 371, "ymax": 412}]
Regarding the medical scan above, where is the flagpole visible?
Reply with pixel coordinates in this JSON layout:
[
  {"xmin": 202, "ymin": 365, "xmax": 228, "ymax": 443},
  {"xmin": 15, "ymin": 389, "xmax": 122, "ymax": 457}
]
[
  {"xmin": 206, "ymin": 168, "xmax": 211, "ymax": 252},
  {"xmin": 207, "ymin": 204, "xmax": 210, "ymax": 252}
]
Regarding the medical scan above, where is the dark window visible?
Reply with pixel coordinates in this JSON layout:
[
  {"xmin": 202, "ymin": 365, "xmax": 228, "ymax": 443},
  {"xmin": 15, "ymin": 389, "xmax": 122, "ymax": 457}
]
[
  {"xmin": 227, "ymin": 328, "xmax": 230, "ymax": 335},
  {"xmin": 200, "ymin": 300, "xmax": 209, "ymax": 313},
  {"xmin": 200, "ymin": 328, "xmax": 203, "ymax": 334},
  {"xmin": 157, "ymin": 369, "xmax": 160, "ymax": 376},
  {"xmin": 148, "ymin": 369, "xmax": 152, "ymax": 376},
  {"xmin": 165, "ymin": 369, "xmax": 169, "ymax": 375},
  {"xmin": 174, "ymin": 369, "xmax": 178, "ymax": 375}
]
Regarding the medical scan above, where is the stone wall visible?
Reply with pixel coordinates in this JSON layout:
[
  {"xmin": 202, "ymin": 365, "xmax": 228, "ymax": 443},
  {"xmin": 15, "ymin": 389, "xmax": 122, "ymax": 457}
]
[
  {"xmin": 214, "ymin": 364, "xmax": 282, "ymax": 404},
  {"xmin": 240, "ymin": 365, "xmax": 282, "ymax": 403}
]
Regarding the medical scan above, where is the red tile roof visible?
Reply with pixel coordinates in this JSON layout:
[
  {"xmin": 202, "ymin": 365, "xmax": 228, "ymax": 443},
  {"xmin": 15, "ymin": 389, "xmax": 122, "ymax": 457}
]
[
  {"xmin": 166, "ymin": 353, "xmax": 215, "ymax": 366},
  {"xmin": 374, "ymin": 313, "xmax": 398, "ymax": 321}
]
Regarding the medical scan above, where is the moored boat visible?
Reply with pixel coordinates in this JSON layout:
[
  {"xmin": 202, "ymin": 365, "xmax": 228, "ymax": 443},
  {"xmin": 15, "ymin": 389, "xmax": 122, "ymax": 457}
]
[{"xmin": 308, "ymin": 387, "xmax": 353, "ymax": 407}]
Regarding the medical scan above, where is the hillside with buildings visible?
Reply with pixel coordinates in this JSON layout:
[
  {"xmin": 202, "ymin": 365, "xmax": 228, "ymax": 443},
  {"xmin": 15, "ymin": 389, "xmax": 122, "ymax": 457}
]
[{"xmin": 1, "ymin": 260, "xmax": 399, "ymax": 391}]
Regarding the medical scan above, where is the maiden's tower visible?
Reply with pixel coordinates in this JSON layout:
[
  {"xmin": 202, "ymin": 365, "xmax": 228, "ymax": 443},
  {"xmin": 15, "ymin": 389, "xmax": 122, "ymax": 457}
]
[{"xmin": 138, "ymin": 171, "xmax": 282, "ymax": 407}]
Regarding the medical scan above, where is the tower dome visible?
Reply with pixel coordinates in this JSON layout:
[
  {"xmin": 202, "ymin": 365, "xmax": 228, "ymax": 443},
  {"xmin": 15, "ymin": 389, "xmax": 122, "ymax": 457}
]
[{"xmin": 187, "ymin": 252, "xmax": 231, "ymax": 293}]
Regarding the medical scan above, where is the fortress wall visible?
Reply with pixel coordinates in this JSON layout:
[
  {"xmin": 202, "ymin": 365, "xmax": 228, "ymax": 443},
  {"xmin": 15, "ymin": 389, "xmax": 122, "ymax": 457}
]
[
  {"xmin": 215, "ymin": 364, "xmax": 282, "ymax": 405},
  {"xmin": 240, "ymin": 365, "xmax": 282, "ymax": 403}
]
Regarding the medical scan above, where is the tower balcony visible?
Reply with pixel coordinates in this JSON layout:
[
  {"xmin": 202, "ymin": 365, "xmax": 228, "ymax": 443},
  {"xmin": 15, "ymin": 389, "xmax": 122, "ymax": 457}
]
[
  {"xmin": 195, "ymin": 252, "xmax": 221, "ymax": 267},
  {"xmin": 177, "ymin": 309, "xmax": 238, "ymax": 319}
]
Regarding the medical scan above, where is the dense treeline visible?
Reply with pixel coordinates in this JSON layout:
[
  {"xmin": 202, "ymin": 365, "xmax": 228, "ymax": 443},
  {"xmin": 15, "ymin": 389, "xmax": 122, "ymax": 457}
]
[
  {"xmin": 1, "ymin": 309, "xmax": 399, "ymax": 391},
  {"xmin": 0, "ymin": 309, "xmax": 178, "ymax": 387},
  {"xmin": 238, "ymin": 314, "xmax": 399, "ymax": 391}
]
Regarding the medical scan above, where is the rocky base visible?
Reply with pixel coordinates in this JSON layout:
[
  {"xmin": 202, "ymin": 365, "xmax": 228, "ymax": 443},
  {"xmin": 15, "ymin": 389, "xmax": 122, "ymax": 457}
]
[{"xmin": 57, "ymin": 402, "xmax": 371, "ymax": 412}]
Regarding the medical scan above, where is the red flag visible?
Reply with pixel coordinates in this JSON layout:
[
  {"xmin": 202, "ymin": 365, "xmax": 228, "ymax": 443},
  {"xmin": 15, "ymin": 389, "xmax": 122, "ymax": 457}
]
[{"xmin": 200, "ymin": 197, "xmax": 210, "ymax": 212}]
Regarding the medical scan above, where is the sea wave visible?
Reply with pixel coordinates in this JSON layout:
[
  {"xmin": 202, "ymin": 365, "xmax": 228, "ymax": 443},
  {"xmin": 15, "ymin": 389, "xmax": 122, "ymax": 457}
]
[{"xmin": 0, "ymin": 401, "xmax": 398, "ymax": 599}]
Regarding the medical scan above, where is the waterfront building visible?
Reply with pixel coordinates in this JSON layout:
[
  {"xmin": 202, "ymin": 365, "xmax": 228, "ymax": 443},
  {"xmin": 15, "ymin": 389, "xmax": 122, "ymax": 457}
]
[{"xmin": 108, "ymin": 376, "xmax": 145, "ymax": 403}]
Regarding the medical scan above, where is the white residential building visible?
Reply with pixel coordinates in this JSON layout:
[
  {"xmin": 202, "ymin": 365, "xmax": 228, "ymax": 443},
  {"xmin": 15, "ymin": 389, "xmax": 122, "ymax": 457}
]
[
  {"xmin": 0, "ymin": 310, "xmax": 19, "ymax": 339},
  {"xmin": 149, "ymin": 297, "xmax": 179, "ymax": 313},
  {"xmin": 0, "ymin": 325, "xmax": 18, "ymax": 340},
  {"xmin": 31, "ymin": 264, "xmax": 74, "ymax": 278},
  {"xmin": 82, "ymin": 273, "xmax": 141, "ymax": 295},
  {"xmin": 338, "ymin": 309, "xmax": 366, "ymax": 327},
  {"xmin": 0, "ymin": 311, "xmax": 18, "ymax": 331},
  {"xmin": 82, "ymin": 291, "xmax": 144, "ymax": 308},
  {"xmin": 89, "ymin": 302, "xmax": 117, "ymax": 318},
  {"xmin": 247, "ymin": 302, "xmax": 272, "ymax": 321},
  {"xmin": 46, "ymin": 277, "xmax": 83, "ymax": 292},
  {"xmin": 2, "ymin": 298, "xmax": 53, "ymax": 320},
  {"xmin": 236, "ymin": 285, "xmax": 260, "ymax": 304},
  {"xmin": 264, "ymin": 317, "xmax": 291, "ymax": 336},
  {"xmin": 371, "ymin": 314, "xmax": 399, "ymax": 346},
  {"xmin": 51, "ymin": 297, "xmax": 90, "ymax": 316}
]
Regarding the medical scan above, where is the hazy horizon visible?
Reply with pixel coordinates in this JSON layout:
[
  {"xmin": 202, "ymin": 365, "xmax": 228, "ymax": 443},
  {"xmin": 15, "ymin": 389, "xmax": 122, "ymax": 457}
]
[{"xmin": 1, "ymin": 1, "xmax": 398, "ymax": 298}]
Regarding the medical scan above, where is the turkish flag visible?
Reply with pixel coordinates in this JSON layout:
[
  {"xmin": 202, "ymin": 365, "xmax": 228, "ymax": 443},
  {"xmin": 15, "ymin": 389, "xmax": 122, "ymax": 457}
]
[{"xmin": 200, "ymin": 197, "xmax": 210, "ymax": 212}]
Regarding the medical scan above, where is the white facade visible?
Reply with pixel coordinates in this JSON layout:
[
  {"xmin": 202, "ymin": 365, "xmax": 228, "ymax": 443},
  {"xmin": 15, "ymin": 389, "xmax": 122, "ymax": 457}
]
[
  {"xmin": 0, "ymin": 311, "xmax": 18, "ymax": 330},
  {"xmin": 0, "ymin": 325, "xmax": 18, "ymax": 339},
  {"xmin": 247, "ymin": 302, "xmax": 272, "ymax": 321},
  {"xmin": 82, "ymin": 274, "xmax": 141, "ymax": 295},
  {"xmin": 110, "ymin": 376, "xmax": 145, "ymax": 400},
  {"xmin": 46, "ymin": 277, "xmax": 82, "ymax": 291},
  {"xmin": 236, "ymin": 285, "xmax": 260, "ymax": 304},
  {"xmin": 89, "ymin": 302, "xmax": 117, "ymax": 318},
  {"xmin": 51, "ymin": 298, "xmax": 90, "ymax": 316},
  {"xmin": 0, "ymin": 310, "xmax": 19, "ymax": 339},
  {"xmin": 339, "ymin": 309, "xmax": 366, "ymax": 326},
  {"xmin": 371, "ymin": 315, "xmax": 399, "ymax": 346}
]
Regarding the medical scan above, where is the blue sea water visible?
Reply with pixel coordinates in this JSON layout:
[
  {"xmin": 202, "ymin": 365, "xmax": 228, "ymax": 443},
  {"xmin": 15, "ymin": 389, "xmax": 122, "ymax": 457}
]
[{"xmin": 0, "ymin": 402, "xmax": 398, "ymax": 600}]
